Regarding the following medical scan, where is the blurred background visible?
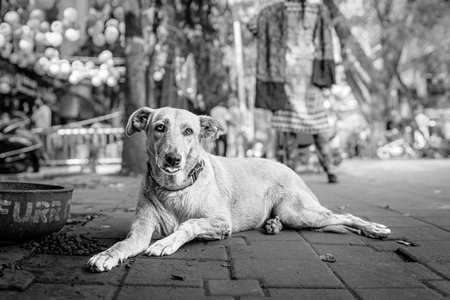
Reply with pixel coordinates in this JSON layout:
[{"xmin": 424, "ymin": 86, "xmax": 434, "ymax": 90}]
[{"xmin": 0, "ymin": 0, "xmax": 449, "ymax": 176}]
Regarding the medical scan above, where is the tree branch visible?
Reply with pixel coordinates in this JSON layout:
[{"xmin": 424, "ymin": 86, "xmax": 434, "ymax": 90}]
[{"xmin": 323, "ymin": 0, "xmax": 382, "ymax": 91}]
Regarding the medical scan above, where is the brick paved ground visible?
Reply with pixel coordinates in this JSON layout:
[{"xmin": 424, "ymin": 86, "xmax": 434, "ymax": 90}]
[{"xmin": 1, "ymin": 159, "xmax": 449, "ymax": 299}]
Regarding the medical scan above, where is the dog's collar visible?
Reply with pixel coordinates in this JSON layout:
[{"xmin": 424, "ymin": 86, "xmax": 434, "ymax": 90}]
[
  {"xmin": 147, "ymin": 160, "xmax": 205, "ymax": 191},
  {"xmin": 188, "ymin": 159, "xmax": 205, "ymax": 183}
]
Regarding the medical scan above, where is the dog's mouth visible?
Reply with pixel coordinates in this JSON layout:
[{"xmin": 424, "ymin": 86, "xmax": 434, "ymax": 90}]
[{"xmin": 161, "ymin": 167, "xmax": 180, "ymax": 175}]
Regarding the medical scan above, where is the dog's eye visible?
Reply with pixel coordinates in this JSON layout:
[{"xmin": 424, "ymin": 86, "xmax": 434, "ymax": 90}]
[
  {"xmin": 184, "ymin": 128, "xmax": 193, "ymax": 136},
  {"xmin": 155, "ymin": 124, "xmax": 165, "ymax": 132}
]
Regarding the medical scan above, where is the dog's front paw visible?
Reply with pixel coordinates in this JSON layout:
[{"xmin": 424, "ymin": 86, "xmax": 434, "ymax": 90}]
[
  {"xmin": 361, "ymin": 223, "xmax": 391, "ymax": 239},
  {"xmin": 87, "ymin": 250, "xmax": 123, "ymax": 272},
  {"xmin": 144, "ymin": 237, "xmax": 179, "ymax": 257}
]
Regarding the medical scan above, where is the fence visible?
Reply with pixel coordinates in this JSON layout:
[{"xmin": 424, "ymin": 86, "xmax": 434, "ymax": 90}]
[
  {"xmin": 31, "ymin": 111, "xmax": 124, "ymax": 166},
  {"xmin": 40, "ymin": 127, "xmax": 124, "ymax": 166}
]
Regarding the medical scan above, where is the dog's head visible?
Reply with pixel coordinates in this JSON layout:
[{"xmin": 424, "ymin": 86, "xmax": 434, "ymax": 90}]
[{"xmin": 126, "ymin": 107, "xmax": 224, "ymax": 176}]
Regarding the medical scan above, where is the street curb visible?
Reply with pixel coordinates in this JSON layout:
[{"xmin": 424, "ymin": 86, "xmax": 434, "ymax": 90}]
[
  {"xmin": 0, "ymin": 170, "xmax": 84, "ymax": 182},
  {"xmin": 0, "ymin": 165, "xmax": 122, "ymax": 182}
]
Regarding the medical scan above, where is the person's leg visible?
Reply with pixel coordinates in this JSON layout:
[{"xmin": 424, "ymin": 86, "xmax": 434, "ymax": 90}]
[
  {"xmin": 222, "ymin": 134, "xmax": 228, "ymax": 157},
  {"xmin": 313, "ymin": 133, "xmax": 338, "ymax": 183},
  {"xmin": 30, "ymin": 150, "xmax": 41, "ymax": 173},
  {"xmin": 226, "ymin": 127, "xmax": 236, "ymax": 157}
]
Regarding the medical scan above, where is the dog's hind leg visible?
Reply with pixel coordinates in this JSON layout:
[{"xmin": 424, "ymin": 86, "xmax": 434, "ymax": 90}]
[
  {"xmin": 313, "ymin": 224, "xmax": 362, "ymax": 235},
  {"xmin": 274, "ymin": 198, "xmax": 390, "ymax": 239},
  {"xmin": 265, "ymin": 216, "xmax": 283, "ymax": 234}
]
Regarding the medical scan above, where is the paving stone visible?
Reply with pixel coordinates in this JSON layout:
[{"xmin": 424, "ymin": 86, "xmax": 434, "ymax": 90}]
[
  {"xmin": 398, "ymin": 241, "xmax": 450, "ymax": 263},
  {"xmin": 205, "ymin": 236, "xmax": 246, "ymax": 246},
  {"xmin": 125, "ymin": 258, "xmax": 229, "ymax": 287},
  {"xmin": 398, "ymin": 263, "xmax": 443, "ymax": 280},
  {"xmin": 71, "ymin": 193, "xmax": 122, "ymax": 206},
  {"xmin": 387, "ymin": 227, "xmax": 450, "ymax": 242},
  {"xmin": 233, "ymin": 228, "xmax": 303, "ymax": 242},
  {"xmin": 18, "ymin": 254, "xmax": 126, "ymax": 285},
  {"xmin": 416, "ymin": 216, "xmax": 450, "ymax": 226},
  {"xmin": 399, "ymin": 209, "xmax": 450, "ymax": 217},
  {"xmin": 206, "ymin": 279, "xmax": 264, "ymax": 297},
  {"xmin": 70, "ymin": 203, "xmax": 117, "ymax": 215},
  {"xmin": 70, "ymin": 190, "xmax": 125, "ymax": 214},
  {"xmin": 141, "ymin": 240, "xmax": 227, "ymax": 261},
  {"xmin": 72, "ymin": 212, "xmax": 133, "ymax": 239},
  {"xmin": 233, "ymin": 258, "xmax": 343, "ymax": 288},
  {"xmin": 114, "ymin": 198, "xmax": 142, "ymax": 210},
  {"xmin": 0, "ymin": 283, "xmax": 117, "ymax": 300},
  {"xmin": 116, "ymin": 286, "xmax": 233, "ymax": 300},
  {"xmin": 365, "ymin": 240, "xmax": 418, "ymax": 251},
  {"xmin": 311, "ymin": 244, "xmax": 397, "ymax": 264},
  {"xmin": 428, "ymin": 262, "xmax": 450, "ymax": 279},
  {"xmin": 0, "ymin": 269, "xmax": 35, "ymax": 291},
  {"xmin": 0, "ymin": 244, "xmax": 29, "ymax": 265},
  {"xmin": 427, "ymin": 280, "xmax": 450, "ymax": 295},
  {"xmin": 229, "ymin": 241, "xmax": 316, "ymax": 261},
  {"xmin": 322, "ymin": 186, "xmax": 407, "ymax": 208},
  {"xmin": 329, "ymin": 262, "xmax": 441, "ymax": 288},
  {"xmin": 241, "ymin": 289, "xmax": 355, "ymax": 300},
  {"xmin": 355, "ymin": 288, "xmax": 443, "ymax": 300},
  {"xmin": 300, "ymin": 231, "xmax": 367, "ymax": 246},
  {"xmin": 366, "ymin": 217, "xmax": 433, "ymax": 227}
]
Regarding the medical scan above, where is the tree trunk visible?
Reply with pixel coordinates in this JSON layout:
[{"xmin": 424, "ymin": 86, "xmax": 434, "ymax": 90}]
[
  {"xmin": 121, "ymin": 0, "xmax": 148, "ymax": 175},
  {"xmin": 323, "ymin": 0, "xmax": 398, "ymax": 154},
  {"xmin": 160, "ymin": 0, "xmax": 180, "ymax": 108}
]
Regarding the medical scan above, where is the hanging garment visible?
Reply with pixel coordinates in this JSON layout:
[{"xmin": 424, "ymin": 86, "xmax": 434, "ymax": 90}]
[
  {"xmin": 251, "ymin": 0, "xmax": 335, "ymax": 134},
  {"xmin": 252, "ymin": 2, "xmax": 288, "ymax": 111}
]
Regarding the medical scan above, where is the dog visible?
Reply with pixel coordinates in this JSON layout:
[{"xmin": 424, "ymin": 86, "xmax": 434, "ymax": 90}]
[{"xmin": 87, "ymin": 107, "xmax": 390, "ymax": 272}]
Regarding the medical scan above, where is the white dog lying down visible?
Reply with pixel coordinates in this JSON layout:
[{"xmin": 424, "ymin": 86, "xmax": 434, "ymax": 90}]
[{"xmin": 87, "ymin": 107, "xmax": 390, "ymax": 272}]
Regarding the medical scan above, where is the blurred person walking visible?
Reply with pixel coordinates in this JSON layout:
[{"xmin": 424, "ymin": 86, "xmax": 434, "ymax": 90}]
[
  {"xmin": 414, "ymin": 106, "xmax": 431, "ymax": 142},
  {"xmin": 31, "ymin": 98, "xmax": 52, "ymax": 132},
  {"xmin": 86, "ymin": 122, "xmax": 103, "ymax": 173},
  {"xmin": 210, "ymin": 103, "xmax": 232, "ymax": 156},
  {"xmin": 226, "ymin": 96, "xmax": 246, "ymax": 158},
  {"xmin": 249, "ymin": 0, "xmax": 338, "ymax": 183}
]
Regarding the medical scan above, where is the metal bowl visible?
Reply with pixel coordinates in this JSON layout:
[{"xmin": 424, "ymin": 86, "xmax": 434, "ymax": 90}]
[{"xmin": 0, "ymin": 181, "xmax": 73, "ymax": 242}]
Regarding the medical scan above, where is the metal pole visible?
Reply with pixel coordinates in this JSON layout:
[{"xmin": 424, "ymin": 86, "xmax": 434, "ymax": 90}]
[
  {"xmin": 229, "ymin": 0, "xmax": 253, "ymax": 149},
  {"xmin": 230, "ymin": 0, "xmax": 246, "ymax": 115}
]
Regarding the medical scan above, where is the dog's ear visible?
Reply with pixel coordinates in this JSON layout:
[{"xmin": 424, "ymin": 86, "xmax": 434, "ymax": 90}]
[
  {"xmin": 199, "ymin": 116, "xmax": 225, "ymax": 139},
  {"xmin": 126, "ymin": 107, "xmax": 155, "ymax": 136}
]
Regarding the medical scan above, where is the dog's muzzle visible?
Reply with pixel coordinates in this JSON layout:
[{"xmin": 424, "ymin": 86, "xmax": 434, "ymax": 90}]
[
  {"xmin": 162, "ymin": 152, "xmax": 183, "ymax": 174},
  {"xmin": 165, "ymin": 152, "xmax": 182, "ymax": 167}
]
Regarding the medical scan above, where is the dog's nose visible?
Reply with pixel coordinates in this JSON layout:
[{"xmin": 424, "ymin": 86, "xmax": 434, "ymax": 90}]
[{"xmin": 165, "ymin": 153, "xmax": 182, "ymax": 167}]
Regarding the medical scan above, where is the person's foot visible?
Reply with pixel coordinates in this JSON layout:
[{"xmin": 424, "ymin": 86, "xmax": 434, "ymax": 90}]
[{"xmin": 328, "ymin": 173, "xmax": 338, "ymax": 184}]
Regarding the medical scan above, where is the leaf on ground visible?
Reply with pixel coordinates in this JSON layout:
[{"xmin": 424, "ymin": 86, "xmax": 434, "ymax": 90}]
[
  {"xmin": 320, "ymin": 254, "xmax": 336, "ymax": 263},
  {"xmin": 397, "ymin": 240, "xmax": 413, "ymax": 246},
  {"xmin": 171, "ymin": 274, "xmax": 185, "ymax": 280}
]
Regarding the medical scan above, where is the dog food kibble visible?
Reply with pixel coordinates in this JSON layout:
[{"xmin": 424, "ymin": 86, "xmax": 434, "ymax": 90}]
[{"xmin": 22, "ymin": 231, "xmax": 107, "ymax": 256}]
